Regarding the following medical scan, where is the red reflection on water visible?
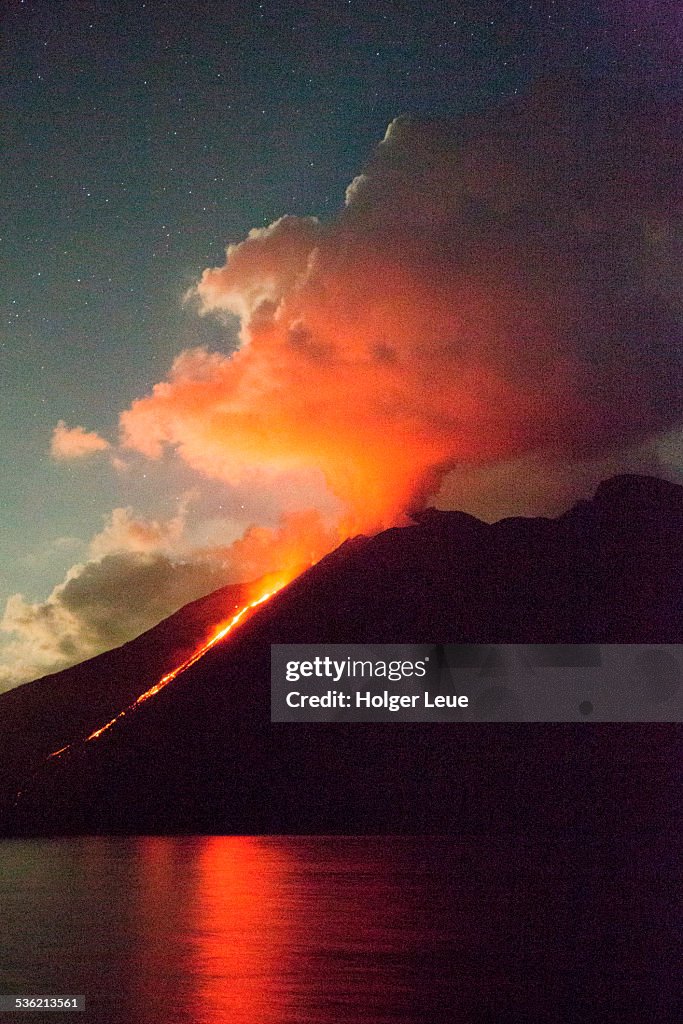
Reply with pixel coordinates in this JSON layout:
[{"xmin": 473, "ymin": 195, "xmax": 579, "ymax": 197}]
[
  {"xmin": 190, "ymin": 837, "xmax": 295, "ymax": 1024},
  {"xmin": 129, "ymin": 838, "xmax": 415, "ymax": 1024}
]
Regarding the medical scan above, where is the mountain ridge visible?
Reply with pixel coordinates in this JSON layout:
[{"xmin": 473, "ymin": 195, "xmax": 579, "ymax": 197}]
[{"xmin": 1, "ymin": 473, "xmax": 681, "ymax": 835}]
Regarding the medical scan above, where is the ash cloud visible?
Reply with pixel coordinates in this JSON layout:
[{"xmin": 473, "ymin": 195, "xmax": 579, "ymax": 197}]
[
  {"xmin": 7, "ymin": 78, "xmax": 680, "ymax": 689},
  {"xmin": 121, "ymin": 79, "xmax": 682, "ymax": 532}
]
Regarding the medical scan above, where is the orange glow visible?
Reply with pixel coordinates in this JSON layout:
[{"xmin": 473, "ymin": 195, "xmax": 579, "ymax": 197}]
[
  {"xmin": 120, "ymin": 238, "xmax": 586, "ymax": 538},
  {"xmin": 124, "ymin": 837, "xmax": 296, "ymax": 1024},
  {"xmin": 47, "ymin": 576, "xmax": 292, "ymax": 761},
  {"xmin": 189, "ymin": 837, "xmax": 294, "ymax": 1023}
]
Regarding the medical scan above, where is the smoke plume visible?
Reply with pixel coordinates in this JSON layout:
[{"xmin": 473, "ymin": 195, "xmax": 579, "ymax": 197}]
[
  {"xmin": 120, "ymin": 79, "xmax": 681, "ymax": 537},
  {"xmin": 8, "ymin": 78, "xmax": 678, "ymax": 688}
]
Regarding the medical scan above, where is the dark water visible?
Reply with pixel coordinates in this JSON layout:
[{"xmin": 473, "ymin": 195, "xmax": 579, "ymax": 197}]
[{"xmin": 0, "ymin": 835, "xmax": 678, "ymax": 1023}]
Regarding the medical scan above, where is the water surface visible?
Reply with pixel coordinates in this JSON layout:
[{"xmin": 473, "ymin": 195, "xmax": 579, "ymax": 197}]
[{"xmin": 0, "ymin": 835, "xmax": 676, "ymax": 1022}]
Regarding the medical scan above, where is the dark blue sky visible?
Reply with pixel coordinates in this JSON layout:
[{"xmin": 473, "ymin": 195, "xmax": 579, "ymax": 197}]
[{"xmin": 1, "ymin": 0, "xmax": 679, "ymax": 645}]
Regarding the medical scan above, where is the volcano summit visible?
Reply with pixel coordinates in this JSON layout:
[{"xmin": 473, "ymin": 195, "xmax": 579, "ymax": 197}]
[{"xmin": 0, "ymin": 474, "xmax": 680, "ymax": 836}]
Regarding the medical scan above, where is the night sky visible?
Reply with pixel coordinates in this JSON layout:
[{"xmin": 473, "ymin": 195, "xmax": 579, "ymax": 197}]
[{"xmin": 1, "ymin": 0, "xmax": 680, "ymax": 687}]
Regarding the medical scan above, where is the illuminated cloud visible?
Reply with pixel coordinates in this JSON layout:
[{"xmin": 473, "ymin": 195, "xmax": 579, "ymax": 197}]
[
  {"xmin": 0, "ymin": 506, "xmax": 219, "ymax": 689},
  {"xmin": 12, "ymin": 79, "xmax": 678, "ymax": 690},
  {"xmin": 0, "ymin": 505, "xmax": 334, "ymax": 690},
  {"xmin": 51, "ymin": 420, "xmax": 110, "ymax": 460},
  {"xmin": 88, "ymin": 505, "xmax": 187, "ymax": 559},
  {"xmin": 197, "ymin": 508, "xmax": 338, "ymax": 583},
  {"xmin": 120, "ymin": 80, "xmax": 682, "ymax": 534},
  {"xmin": 0, "ymin": 553, "xmax": 231, "ymax": 691}
]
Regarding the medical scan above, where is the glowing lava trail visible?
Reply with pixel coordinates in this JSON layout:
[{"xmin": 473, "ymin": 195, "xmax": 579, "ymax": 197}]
[{"xmin": 48, "ymin": 583, "xmax": 285, "ymax": 762}]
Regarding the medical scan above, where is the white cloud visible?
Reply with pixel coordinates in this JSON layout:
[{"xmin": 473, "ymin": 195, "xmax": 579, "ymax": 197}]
[{"xmin": 50, "ymin": 420, "xmax": 110, "ymax": 460}]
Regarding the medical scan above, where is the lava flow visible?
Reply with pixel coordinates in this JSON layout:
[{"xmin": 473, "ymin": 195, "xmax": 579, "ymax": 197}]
[{"xmin": 47, "ymin": 579, "xmax": 288, "ymax": 762}]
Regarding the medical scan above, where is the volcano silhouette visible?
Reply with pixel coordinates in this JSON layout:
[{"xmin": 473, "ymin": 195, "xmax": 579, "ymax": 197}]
[{"xmin": 1, "ymin": 474, "xmax": 681, "ymax": 835}]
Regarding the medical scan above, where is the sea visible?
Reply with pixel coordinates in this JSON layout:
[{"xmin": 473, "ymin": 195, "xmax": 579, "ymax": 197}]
[{"xmin": 0, "ymin": 835, "xmax": 677, "ymax": 1023}]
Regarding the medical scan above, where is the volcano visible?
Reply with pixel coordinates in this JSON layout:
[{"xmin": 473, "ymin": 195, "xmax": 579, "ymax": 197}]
[{"xmin": 1, "ymin": 474, "xmax": 681, "ymax": 836}]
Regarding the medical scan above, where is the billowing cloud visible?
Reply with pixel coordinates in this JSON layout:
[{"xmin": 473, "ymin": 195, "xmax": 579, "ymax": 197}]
[
  {"xmin": 0, "ymin": 506, "xmax": 220, "ymax": 689},
  {"xmin": 88, "ymin": 505, "xmax": 187, "ymax": 560},
  {"xmin": 195, "ymin": 508, "xmax": 339, "ymax": 584},
  {"xmin": 10, "ymin": 78, "xmax": 679, "ymax": 690},
  {"xmin": 51, "ymin": 420, "xmax": 110, "ymax": 460},
  {"xmin": 0, "ymin": 553, "xmax": 229, "ymax": 689},
  {"xmin": 120, "ymin": 79, "xmax": 681, "ymax": 535},
  {"xmin": 0, "ymin": 505, "xmax": 334, "ymax": 690}
]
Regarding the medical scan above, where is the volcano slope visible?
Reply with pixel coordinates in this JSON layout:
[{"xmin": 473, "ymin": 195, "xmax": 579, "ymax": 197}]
[
  {"xmin": 0, "ymin": 581, "xmax": 260, "ymax": 801},
  {"xmin": 1, "ymin": 474, "xmax": 681, "ymax": 835}
]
